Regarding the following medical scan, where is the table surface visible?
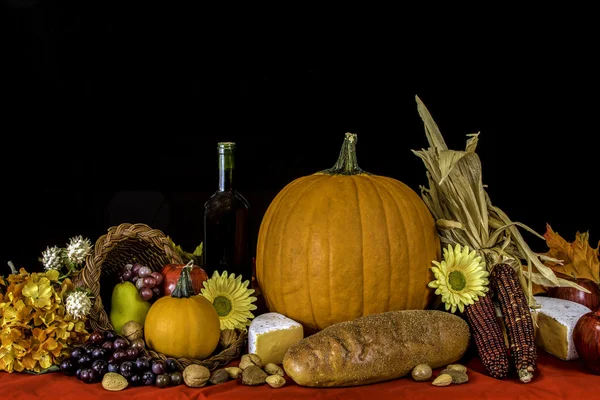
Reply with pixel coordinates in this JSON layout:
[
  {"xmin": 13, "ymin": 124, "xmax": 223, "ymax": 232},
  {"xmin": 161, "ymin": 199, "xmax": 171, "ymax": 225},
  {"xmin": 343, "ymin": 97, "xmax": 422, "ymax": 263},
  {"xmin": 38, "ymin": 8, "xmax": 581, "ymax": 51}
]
[{"xmin": 1, "ymin": 351, "xmax": 598, "ymax": 400}]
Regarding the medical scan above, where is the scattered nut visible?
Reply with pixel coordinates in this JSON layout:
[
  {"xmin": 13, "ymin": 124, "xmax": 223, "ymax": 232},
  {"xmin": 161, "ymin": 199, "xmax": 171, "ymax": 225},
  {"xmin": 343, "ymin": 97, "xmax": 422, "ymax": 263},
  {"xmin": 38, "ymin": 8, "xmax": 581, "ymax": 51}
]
[
  {"xmin": 411, "ymin": 363, "xmax": 433, "ymax": 381},
  {"xmin": 209, "ymin": 368, "xmax": 230, "ymax": 385},
  {"xmin": 121, "ymin": 321, "xmax": 144, "ymax": 341},
  {"xmin": 432, "ymin": 374, "xmax": 453, "ymax": 387},
  {"xmin": 102, "ymin": 372, "xmax": 129, "ymax": 391},
  {"xmin": 439, "ymin": 369, "xmax": 469, "ymax": 384},
  {"xmin": 183, "ymin": 364, "xmax": 211, "ymax": 388},
  {"xmin": 225, "ymin": 366, "xmax": 243, "ymax": 379},
  {"xmin": 446, "ymin": 364, "xmax": 467, "ymax": 373},
  {"xmin": 242, "ymin": 365, "xmax": 268, "ymax": 386},
  {"xmin": 266, "ymin": 374, "xmax": 286, "ymax": 388},
  {"xmin": 239, "ymin": 353, "xmax": 263, "ymax": 370},
  {"xmin": 264, "ymin": 363, "xmax": 284, "ymax": 377}
]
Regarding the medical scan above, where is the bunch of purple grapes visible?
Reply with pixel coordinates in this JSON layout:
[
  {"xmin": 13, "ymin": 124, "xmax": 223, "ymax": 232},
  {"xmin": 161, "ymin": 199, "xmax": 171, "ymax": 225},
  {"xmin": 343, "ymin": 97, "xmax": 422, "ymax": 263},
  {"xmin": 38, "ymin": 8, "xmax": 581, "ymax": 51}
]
[
  {"xmin": 60, "ymin": 330, "xmax": 183, "ymax": 388},
  {"xmin": 120, "ymin": 263, "xmax": 164, "ymax": 302}
]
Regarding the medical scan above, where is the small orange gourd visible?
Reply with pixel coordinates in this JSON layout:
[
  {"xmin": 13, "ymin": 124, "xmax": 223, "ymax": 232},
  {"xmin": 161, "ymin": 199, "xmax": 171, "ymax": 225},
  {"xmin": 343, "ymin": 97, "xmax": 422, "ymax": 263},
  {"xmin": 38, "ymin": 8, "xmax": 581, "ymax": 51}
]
[
  {"xmin": 256, "ymin": 133, "xmax": 440, "ymax": 332},
  {"xmin": 144, "ymin": 261, "xmax": 221, "ymax": 360}
]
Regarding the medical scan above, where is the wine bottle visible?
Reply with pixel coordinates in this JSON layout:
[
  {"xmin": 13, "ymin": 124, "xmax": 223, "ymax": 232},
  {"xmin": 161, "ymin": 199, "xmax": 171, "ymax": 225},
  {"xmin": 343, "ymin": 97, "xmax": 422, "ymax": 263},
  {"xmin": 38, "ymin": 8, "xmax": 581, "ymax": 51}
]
[{"xmin": 203, "ymin": 142, "xmax": 252, "ymax": 282}]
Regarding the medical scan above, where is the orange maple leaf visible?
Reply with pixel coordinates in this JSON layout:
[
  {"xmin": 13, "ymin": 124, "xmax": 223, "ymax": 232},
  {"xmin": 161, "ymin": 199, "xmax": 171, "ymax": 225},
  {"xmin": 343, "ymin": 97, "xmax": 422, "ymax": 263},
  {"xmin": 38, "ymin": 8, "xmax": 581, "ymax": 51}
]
[{"xmin": 541, "ymin": 223, "xmax": 599, "ymax": 284}]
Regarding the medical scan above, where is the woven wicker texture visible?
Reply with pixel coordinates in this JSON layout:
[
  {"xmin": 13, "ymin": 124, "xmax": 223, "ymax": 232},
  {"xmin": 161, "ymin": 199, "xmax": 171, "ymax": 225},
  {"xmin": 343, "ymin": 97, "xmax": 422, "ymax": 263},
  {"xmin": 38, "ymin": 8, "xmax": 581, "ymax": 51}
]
[
  {"xmin": 74, "ymin": 222, "xmax": 246, "ymax": 371},
  {"xmin": 145, "ymin": 330, "xmax": 247, "ymax": 371}
]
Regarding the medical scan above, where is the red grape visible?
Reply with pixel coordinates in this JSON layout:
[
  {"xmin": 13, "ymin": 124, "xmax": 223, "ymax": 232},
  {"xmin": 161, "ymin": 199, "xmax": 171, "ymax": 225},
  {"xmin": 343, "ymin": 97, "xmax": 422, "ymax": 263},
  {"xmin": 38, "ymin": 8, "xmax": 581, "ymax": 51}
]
[
  {"xmin": 139, "ymin": 266, "xmax": 152, "ymax": 278},
  {"xmin": 92, "ymin": 359, "xmax": 108, "ymax": 375},
  {"xmin": 143, "ymin": 276, "xmax": 157, "ymax": 288},
  {"xmin": 112, "ymin": 350, "xmax": 127, "ymax": 362},
  {"xmin": 156, "ymin": 374, "xmax": 170, "ymax": 388},
  {"xmin": 113, "ymin": 338, "xmax": 129, "ymax": 350},
  {"xmin": 60, "ymin": 358, "xmax": 76, "ymax": 376},
  {"xmin": 122, "ymin": 270, "xmax": 133, "ymax": 281},
  {"xmin": 126, "ymin": 347, "xmax": 139, "ymax": 361},
  {"xmin": 135, "ymin": 356, "xmax": 151, "ymax": 370},
  {"xmin": 89, "ymin": 331, "xmax": 104, "ymax": 344},
  {"xmin": 170, "ymin": 371, "xmax": 183, "ymax": 386},
  {"xmin": 120, "ymin": 361, "xmax": 134, "ymax": 378},
  {"xmin": 132, "ymin": 263, "xmax": 143, "ymax": 275},
  {"xmin": 150, "ymin": 272, "xmax": 163, "ymax": 285},
  {"xmin": 142, "ymin": 371, "xmax": 156, "ymax": 385},
  {"xmin": 130, "ymin": 338, "xmax": 145, "ymax": 351},
  {"xmin": 140, "ymin": 287, "xmax": 153, "ymax": 301},
  {"xmin": 152, "ymin": 287, "xmax": 161, "ymax": 298},
  {"xmin": 152, "ymin": 360, "xmax": 166, "ymax": 375},
  {"xmin": 136, "ymin": 278, "xmax": 145, "ymax": 290}
]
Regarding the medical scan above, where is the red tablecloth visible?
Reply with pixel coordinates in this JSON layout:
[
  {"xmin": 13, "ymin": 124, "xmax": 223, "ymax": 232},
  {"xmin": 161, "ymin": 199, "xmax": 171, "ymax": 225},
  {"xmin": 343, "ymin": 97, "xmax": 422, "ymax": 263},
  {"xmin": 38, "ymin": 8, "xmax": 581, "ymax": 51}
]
[{"xmin": 1, "ymin": 351, "xmax": 598, "ymax": 399}]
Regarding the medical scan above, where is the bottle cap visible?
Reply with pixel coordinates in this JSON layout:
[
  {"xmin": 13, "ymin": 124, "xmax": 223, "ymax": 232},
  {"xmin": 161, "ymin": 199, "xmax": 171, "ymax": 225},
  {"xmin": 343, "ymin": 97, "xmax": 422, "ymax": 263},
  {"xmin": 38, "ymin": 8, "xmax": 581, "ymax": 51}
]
[{"xmin": 217, "ymin": 142, "xmax": 235, "ymax": 154}]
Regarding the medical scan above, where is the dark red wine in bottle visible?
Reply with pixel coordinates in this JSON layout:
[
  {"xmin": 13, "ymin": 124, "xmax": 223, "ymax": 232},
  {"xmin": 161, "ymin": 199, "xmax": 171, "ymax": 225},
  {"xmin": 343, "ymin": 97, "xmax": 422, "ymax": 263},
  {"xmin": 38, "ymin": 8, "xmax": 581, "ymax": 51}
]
[{"xmin": 203, "ymin": 142, "xmax": 252, "ymax": 282}]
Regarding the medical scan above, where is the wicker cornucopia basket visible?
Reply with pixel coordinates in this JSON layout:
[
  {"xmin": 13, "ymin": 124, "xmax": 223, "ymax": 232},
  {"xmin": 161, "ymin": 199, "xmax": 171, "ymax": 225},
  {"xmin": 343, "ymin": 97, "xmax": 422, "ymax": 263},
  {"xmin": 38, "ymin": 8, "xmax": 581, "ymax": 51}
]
[{"xmin": 73, "ymin": 222, "xmax": 246, "ymax": 370}]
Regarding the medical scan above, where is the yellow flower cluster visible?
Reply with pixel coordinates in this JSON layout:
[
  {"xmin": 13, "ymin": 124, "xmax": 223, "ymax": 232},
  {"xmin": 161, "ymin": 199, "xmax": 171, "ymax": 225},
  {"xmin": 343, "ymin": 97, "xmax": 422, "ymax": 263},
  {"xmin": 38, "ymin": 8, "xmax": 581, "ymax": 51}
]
[{"xmin": 0, "ymin": 268, "xmax": 90, "ymax": 373}]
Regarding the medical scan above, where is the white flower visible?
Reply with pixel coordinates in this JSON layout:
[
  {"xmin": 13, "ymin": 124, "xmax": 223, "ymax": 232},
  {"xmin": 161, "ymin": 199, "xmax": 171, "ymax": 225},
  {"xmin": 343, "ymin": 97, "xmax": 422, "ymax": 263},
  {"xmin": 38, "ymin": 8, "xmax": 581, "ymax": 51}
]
[
  {"xmin": 65, "ymin": 289, "xmax": 92, "ymax": 320},
  {"xmin": 41, "ymin": 246, "xmax": 65, "ymax": 271},
  {"xmin": 66, "ymin": 235, "xmax": 93, "ymax": 264}
]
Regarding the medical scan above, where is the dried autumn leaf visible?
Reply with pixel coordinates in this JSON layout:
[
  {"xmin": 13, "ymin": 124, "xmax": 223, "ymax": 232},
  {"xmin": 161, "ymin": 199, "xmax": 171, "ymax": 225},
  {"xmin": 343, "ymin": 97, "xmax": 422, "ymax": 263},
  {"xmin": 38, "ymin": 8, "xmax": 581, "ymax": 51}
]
[{"xmin": 541, "ymin": 224, "xmax": 599, "ymax": 284}]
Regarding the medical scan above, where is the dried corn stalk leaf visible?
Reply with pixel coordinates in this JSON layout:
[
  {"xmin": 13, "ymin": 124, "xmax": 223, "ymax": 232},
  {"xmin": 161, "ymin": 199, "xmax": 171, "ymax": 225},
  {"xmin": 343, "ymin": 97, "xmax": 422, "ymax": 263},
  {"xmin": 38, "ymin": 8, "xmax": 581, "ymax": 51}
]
[{"xmin": 411, "ymin": 95, "xmax": 589, "ymax": 306}]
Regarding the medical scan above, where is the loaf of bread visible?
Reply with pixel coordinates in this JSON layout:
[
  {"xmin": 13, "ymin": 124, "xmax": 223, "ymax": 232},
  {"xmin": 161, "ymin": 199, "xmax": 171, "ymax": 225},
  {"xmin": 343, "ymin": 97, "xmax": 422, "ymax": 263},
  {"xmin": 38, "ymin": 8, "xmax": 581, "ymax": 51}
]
[{"xmin": 283, "ymin": 310, "xmax": 470, "ymax": 387}]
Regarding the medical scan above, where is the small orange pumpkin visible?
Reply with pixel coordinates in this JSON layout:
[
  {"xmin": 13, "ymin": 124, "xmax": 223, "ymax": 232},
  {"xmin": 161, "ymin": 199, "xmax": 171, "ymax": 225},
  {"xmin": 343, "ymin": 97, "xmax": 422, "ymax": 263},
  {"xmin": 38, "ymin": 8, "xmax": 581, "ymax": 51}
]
[
  {"xmin": 256, "ymin": 133, "xmax": 440, "ymax": 332},
  {"xmin": 144, "ymin": 263, "xmax": 220, "ymax": 359}
]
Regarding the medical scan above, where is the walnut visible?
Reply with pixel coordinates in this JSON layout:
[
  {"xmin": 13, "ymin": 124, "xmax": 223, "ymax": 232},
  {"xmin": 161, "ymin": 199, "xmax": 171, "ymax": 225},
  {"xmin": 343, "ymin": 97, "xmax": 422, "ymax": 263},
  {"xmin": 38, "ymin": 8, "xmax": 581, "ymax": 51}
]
[
  {"xmin": 183, "ymin": 364, "xmax": 211, "ymax": 388},
  {"xmin": 121, "ymin": 321, "xmax": 144, "ymax": 341}
]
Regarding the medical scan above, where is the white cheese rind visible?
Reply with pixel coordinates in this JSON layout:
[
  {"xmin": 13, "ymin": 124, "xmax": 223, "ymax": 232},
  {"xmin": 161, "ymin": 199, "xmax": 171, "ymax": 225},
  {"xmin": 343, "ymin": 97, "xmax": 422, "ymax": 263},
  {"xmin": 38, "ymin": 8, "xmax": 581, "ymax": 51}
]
[
  {"xmin": 248, "ymin": 312, "xmax": 304, "ymax": 365},
  {"xmin": 533, "ymin": 296, "xmax": 591, "ymax": 361}
]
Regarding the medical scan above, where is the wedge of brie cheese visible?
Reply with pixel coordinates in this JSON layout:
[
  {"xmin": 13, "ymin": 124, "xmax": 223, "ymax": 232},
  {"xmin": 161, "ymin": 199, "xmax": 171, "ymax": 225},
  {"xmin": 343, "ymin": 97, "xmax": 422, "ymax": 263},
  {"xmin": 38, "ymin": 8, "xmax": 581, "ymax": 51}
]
[
  {"xmin": 248, "ymin": 312, "xmax": 304, "ymax": 365},
  {"xmin": 533, "ymin": 296, "xmax": 591, "ymax": 361}
]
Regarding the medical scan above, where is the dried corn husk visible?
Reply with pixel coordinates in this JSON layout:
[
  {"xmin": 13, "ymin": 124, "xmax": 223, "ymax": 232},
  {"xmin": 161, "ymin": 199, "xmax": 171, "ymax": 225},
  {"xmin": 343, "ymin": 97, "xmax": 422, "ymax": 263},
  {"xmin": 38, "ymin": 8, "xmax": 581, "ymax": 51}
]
[{"xmin": 411, "ymin": 95, "xmax": 589, "ymax": 307}]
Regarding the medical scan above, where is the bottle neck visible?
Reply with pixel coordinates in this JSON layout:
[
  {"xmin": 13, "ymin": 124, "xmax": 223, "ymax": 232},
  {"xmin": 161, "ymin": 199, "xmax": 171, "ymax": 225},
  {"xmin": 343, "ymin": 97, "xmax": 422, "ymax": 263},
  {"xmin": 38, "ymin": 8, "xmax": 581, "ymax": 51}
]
[{"xmin": 218, "ymin": 149, "xmax": 234, "ymax": 191}]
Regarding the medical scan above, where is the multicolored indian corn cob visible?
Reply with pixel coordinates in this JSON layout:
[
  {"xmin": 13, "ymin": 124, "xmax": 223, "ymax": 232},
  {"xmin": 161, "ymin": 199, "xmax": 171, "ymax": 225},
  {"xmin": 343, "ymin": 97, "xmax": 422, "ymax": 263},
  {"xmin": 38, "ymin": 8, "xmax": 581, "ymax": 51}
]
[
  {"xmin": 465, "ymin": 292, "xmax": 510, "ymax": 379},
  {"xmin": 491, "ymin": 263, "xmax": 537, "ymax": 383}
]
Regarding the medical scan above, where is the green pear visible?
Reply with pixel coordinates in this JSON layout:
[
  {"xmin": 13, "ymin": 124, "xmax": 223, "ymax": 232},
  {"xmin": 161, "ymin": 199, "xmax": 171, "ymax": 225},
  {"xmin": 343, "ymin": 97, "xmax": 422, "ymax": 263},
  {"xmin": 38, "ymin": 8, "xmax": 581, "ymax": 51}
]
[{"xmin": 109, "ymin": 281, "xmax": 152, "ymax": 334}]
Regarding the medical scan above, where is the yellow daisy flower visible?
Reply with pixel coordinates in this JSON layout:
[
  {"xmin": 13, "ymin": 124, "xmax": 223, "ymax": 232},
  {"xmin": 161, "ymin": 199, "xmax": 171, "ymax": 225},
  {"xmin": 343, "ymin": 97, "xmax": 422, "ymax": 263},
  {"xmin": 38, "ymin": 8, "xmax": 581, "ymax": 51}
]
[
  {"xmin": 200, "ymin": 271, "xmax": 257, "ymax": 331},
  {"xmin": 428, "ymin": 244, "xmax": 490, "ymax": 313}
]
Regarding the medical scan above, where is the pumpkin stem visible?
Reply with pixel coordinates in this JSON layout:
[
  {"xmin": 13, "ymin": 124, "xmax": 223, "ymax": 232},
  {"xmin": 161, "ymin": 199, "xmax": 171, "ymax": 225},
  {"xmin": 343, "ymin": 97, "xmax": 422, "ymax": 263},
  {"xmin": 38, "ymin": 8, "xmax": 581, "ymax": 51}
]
[
  {"xmin": 320, "ymin": 132, "xmax": 369, "ymax": 175},
  {"xmin": 171, "ymin": 259, "xmax": 196, "ymax": 298}
]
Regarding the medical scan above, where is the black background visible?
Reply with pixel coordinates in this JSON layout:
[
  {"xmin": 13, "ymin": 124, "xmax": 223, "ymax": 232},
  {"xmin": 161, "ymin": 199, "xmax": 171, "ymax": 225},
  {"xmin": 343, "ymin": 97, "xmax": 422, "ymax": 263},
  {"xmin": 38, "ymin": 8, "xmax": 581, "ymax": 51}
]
[{"xmin": 2, "ymin": 2, "xmax": 598, "ymax": 273}]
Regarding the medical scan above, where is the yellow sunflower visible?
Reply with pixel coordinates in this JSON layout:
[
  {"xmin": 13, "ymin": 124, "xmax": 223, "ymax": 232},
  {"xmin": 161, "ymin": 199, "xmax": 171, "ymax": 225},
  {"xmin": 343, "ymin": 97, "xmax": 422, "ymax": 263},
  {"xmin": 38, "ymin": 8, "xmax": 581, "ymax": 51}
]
[
  {"xmin": 428, "ymin": 244, "xmax": 490, "ymax": 313},
  {"xmin": 200, "ymin": 271, "xmax": 257, "ymax": 331}
]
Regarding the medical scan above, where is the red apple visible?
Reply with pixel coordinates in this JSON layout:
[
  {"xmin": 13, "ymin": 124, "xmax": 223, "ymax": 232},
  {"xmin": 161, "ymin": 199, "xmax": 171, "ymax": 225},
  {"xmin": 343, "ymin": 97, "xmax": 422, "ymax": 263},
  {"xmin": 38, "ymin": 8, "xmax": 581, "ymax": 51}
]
[
  {"xmin": 547, "ymin": 278, "xmax": 600, "ymax": 311},
  {"xmin": 573, "ymin": 309, "xmax": 600, "ymax": 375}
]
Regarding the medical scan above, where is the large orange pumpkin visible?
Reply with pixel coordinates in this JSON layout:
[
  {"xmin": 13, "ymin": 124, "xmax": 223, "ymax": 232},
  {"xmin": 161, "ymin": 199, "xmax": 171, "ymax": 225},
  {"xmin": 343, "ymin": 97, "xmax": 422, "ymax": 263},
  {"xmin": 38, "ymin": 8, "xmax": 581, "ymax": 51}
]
[{"xmin": 256, "ymin": 133, "xmax": 440, "ymax": 332}]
